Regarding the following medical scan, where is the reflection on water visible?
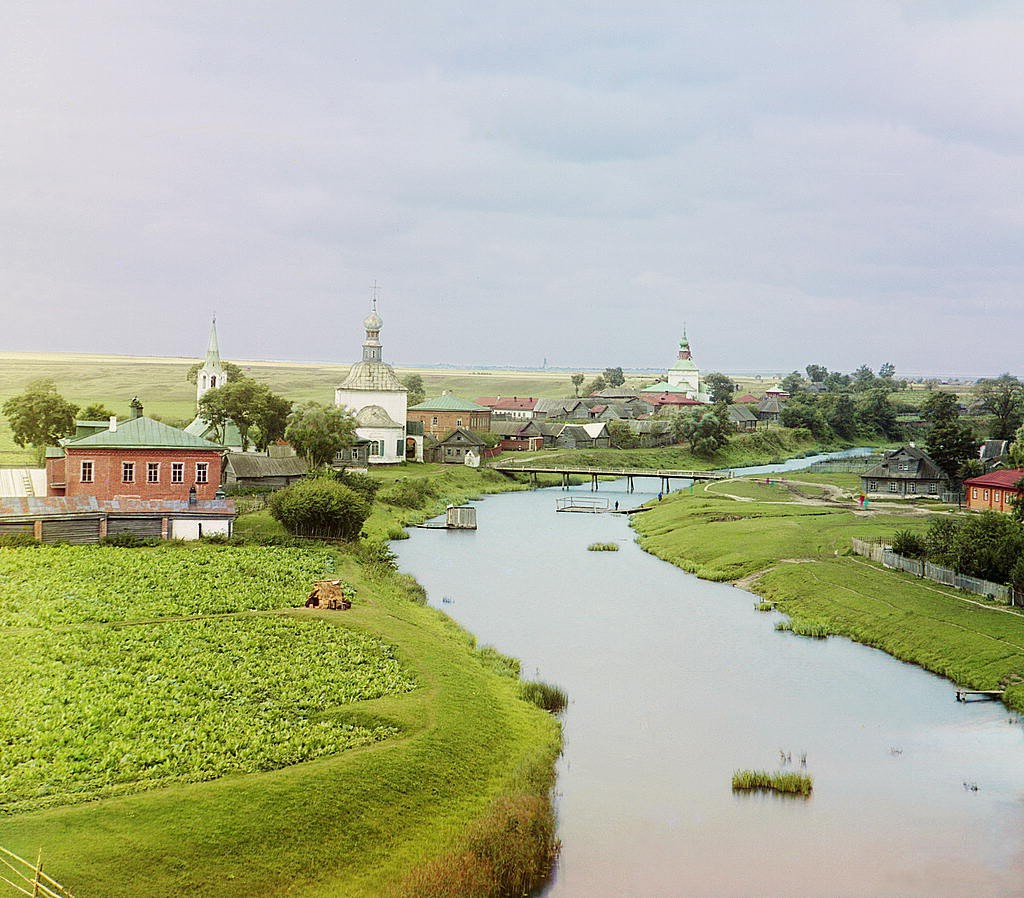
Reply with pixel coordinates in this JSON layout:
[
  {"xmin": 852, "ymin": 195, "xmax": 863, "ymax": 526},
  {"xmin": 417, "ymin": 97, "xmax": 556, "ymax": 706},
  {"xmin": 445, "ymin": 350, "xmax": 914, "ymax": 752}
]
[{"xmin": 394, "ymin": 452, "xmax": 1024, "ymax": 897}]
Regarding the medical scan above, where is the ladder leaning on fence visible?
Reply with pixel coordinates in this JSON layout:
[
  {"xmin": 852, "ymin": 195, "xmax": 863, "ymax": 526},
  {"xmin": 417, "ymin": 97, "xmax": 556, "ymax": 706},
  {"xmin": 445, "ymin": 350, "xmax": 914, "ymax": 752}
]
[{"xmin": 0, "ymin": 847, "xmax": 74, "ymax": 898}]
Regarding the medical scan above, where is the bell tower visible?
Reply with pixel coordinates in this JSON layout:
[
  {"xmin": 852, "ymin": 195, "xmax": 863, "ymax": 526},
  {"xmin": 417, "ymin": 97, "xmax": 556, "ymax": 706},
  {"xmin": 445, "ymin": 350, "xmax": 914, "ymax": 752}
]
[{"xmin": 196, "ymin": 316, "xmax": 228, "ymax": 405}]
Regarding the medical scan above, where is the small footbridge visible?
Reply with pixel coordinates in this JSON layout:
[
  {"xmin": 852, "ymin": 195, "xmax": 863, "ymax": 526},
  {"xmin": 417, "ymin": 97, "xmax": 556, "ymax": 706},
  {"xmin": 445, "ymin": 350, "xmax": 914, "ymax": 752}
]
[{"xmin": 491, "ymin": 462, "xmax": 733, "ymax": 492}]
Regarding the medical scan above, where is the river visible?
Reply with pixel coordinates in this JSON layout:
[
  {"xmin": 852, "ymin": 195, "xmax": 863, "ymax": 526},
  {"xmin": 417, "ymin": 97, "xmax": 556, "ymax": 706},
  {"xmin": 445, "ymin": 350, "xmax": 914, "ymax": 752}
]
[{"xmin": 393, "ymin": 452, "xmax": 1024, "ymax": 897}]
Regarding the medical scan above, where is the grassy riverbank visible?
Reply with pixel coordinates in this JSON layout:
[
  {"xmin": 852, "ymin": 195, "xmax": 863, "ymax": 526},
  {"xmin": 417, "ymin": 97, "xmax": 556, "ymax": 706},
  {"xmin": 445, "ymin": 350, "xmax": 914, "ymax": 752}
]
[
  {"xmin": 2, "ymin": 543, "xmax": 562, "ymax": 896},
  {"xmin": 633, "ymin": 474, "xmax": 1024, "ymax": 715}
]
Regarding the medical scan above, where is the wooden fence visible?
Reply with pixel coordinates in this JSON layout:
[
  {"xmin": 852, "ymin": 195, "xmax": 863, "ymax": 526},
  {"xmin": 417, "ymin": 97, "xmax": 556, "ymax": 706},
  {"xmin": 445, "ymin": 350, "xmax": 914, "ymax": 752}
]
[
  {"xmin": 0, "ymin": 847, "xmax": 74, "ymax": 898},
  {"xmin": 850, "ymin": 538, "xmax": 1021, "ymax": 606}
]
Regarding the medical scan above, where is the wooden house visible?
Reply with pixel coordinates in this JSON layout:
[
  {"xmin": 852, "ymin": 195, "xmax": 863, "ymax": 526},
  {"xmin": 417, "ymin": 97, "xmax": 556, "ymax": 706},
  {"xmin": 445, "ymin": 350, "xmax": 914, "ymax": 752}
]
[
  {"xmin": 963, "ymin": 469, "xmax": 1024, "ymax": 513},
  {"xmin": 222, "ymin": 453, "xmax": 309, "ymax": 489},
  {"xmin": 437, "ymin": 427, "xmax": 487, "ymax": 464},
  {"xmin": 860, "ymin": 446, "xmax": 948, "ymax": 496}
]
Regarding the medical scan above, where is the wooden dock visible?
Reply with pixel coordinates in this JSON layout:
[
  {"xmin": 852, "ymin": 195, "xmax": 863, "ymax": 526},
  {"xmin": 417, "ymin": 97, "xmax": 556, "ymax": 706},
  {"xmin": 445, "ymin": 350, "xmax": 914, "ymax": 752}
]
[
  {"xmin": 556, "ymin": 497, "xmax": 610, "ymax": 513},
  {"xmin": 955, "ymin": 688, "xmax": 1005, "ymax": 702}
]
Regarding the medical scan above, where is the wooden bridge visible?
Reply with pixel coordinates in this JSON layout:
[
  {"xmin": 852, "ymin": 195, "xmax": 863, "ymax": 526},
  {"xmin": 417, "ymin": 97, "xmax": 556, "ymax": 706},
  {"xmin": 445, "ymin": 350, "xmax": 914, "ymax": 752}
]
[{"xmin": 491, "ymin": 462, "xmax": 733, "ymax": 492}]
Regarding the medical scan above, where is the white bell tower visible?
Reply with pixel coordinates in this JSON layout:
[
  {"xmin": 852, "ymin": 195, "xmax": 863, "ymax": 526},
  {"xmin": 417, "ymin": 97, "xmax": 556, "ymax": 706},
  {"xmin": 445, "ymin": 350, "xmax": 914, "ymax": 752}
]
[{"xmin": 196, "ymin": 317, "xmax": 228, "ymax": 405}]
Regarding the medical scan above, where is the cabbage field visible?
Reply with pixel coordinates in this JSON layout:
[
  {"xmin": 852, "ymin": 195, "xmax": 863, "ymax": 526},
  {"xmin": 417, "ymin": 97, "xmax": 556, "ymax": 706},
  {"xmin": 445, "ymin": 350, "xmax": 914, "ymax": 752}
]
[
  {"xmin": 0, "ymin": 545, "xmax": 418, "ymax": 812},
  {"xmin": 0, "ymin": 544, "xmax": 336, "ymax": 625}
]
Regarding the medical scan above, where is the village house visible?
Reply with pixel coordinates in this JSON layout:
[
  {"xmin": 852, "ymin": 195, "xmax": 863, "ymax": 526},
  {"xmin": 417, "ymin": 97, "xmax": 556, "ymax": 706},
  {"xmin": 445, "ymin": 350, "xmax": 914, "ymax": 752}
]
[
  {"xmin": 436, "ymin": 427, "xmax": 488, "ymax": 464},
  {"xmin": 755, "ymin": 397, "xmax": 784, "ymax": 423},
  {"xmin": 489, "ymin": 420, "xmax": 544, "ymax": 451},
  {"xmin": 46, "ymin": 398, "xmax": 224, "ymax": 502},
  {"xmin": 860, "ymin": 446, "xmax": 948, "ymax": 497},
  {"xmin": 221, "ymin": 453, "xmax": 309, "ymax": 489},
  {"xmin": 727, "ymin": 404, "xmax": 759, "ymax": 431},
  {"xmin": 475, "ymin": 397, "xmax": 540, "ymax": 420},
  {"xmin": 963, "ymin": 470, "xmax": 1024, "ymax": 514},
  {"xmin": 622, "ymin": 419, "xmax": 674, "ymax": 448},
  {"xmin": 554, "ymin": 422, "xmax": 610, "ymax": 450},
  {"xmin": 407, "ymin": 392, "xmax": 492, "ymax": 438}
]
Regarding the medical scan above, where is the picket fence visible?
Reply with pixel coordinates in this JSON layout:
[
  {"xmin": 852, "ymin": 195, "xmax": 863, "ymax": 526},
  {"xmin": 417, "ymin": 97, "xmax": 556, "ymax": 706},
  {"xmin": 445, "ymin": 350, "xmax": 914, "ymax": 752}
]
[{"xmin": 850, "ymin": 538, "xmax": 1022, "ymax": 606}]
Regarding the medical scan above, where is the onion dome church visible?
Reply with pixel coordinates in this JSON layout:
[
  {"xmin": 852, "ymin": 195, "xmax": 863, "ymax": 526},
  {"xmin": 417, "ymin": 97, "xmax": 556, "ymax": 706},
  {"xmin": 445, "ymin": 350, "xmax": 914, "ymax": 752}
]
[
  {"xmin": 334, "ymin": 299, "xmax": 408, "ymax": 464},
  {"xmin": 640, "ymin": 328, "xmax": 707, "ymax": 401}
]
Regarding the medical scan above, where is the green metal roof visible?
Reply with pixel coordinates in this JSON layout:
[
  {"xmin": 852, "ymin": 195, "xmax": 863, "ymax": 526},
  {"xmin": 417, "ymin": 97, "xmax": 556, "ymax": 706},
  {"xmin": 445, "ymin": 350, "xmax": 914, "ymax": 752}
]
[
  {"xmin": 184, "ymin": 416, "xmax": 245, "ymax": 447},
  {"xmin": 408, "ymin": 392, "xmax": 489, "ymax": 412},
  {"xmin": 66, "ymin": 416, "xmax": 221, "ymax": 450}
]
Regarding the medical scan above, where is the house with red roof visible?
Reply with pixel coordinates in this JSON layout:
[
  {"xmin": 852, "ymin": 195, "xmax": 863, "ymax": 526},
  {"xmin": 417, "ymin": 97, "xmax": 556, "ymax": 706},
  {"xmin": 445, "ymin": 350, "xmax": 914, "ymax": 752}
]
[
  {"xmin": 963, "ymin": 470, "xmax": 1024, "ymax": 514},
  {"xmin": 474, "ymin": 397, "xmax": 540, "ymax": 420}
]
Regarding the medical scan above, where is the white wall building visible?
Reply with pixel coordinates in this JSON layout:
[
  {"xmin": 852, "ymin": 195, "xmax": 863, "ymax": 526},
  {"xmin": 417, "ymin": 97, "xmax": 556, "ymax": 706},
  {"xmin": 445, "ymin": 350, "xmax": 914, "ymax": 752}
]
[{"xmin": 334, "ymin": 302, "xmax": 408, "ymax": 464}]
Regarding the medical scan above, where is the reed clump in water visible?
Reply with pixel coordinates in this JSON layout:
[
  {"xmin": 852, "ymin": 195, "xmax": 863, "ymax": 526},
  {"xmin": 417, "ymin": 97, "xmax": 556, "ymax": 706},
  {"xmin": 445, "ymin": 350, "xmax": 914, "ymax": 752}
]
[
  {"xmin": 732, "ymin": 770, "xmax": 813, "ymax": 796},
  {"xmin": 587, "ymin": 542, "xmax": 619, "ymax": 552},
  {"xmin": 520, "ymin": 681, "xmax": 568, "ymax": 714},
  {"xmin": 775, "ymin": 618, "xmax": 830, "ymax": 638}
]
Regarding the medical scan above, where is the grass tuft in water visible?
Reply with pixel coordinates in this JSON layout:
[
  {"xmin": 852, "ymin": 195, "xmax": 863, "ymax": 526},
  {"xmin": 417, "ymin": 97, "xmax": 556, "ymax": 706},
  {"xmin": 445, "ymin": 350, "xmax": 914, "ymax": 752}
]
[
  {"xmin": 732, "ymin": 769, "xmax": 813, "ymax": 795},
  {"xmin": 520, "ymin": 681, "xmax": 568, "ymax": 714},
  {"xmin": 775, "ymin": 618, "xmax": 831, "ymax": 638},
  {"xmin": 587, "ymin": 542, "xmax": 619, "ymax": 552}
]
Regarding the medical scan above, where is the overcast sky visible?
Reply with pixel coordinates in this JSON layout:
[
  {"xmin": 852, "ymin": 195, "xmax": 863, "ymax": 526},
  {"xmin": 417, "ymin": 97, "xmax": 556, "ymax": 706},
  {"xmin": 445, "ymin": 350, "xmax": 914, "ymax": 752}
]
[{"xmin": 2, "ymin": 2, "xmax": 1022, "ymax": 376}]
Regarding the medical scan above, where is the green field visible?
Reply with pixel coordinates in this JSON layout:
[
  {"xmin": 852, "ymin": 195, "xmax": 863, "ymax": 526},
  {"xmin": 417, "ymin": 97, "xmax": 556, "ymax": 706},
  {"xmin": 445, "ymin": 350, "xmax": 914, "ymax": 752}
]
[
  {"xmin": 1, "ymin": 541, "xmax": 562, "ymax": 897},
  {"xmin": 631, "ymin": 482, "xmax": 1024, "ymax": 714}
]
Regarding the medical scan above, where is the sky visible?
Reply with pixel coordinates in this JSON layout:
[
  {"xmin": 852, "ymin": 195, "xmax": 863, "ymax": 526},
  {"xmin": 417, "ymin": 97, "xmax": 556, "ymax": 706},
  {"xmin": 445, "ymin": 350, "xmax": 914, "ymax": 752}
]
[{"xmin": 2, "ymin": 1, "xmax": 1022, "ymax": 377}]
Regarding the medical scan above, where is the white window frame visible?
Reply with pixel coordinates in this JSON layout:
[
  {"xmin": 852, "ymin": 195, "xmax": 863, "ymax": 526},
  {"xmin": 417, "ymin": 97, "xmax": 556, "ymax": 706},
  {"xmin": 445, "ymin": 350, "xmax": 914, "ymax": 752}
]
[
  {"xmin": 908, "ymin": 482, "xmax": 916, "ymax": 494},
  {"xmin": 147, "ymin": 462, "xmax": 160, "ymax": 484},
  {"xmin": 983, "ymin": 489, "xmax": 990, "ymax": 501},
  {"xmin": 80, "ymin": 460, "xmax": 94, "ymax": 483},
  {"xmin": 122, "ymin": 461, "xmax": 135, "ymax": 483},
  {"xmin": 195, "ymin": 462, "xmax": 209, "ymax": 484},
  {"xmin": 888, "ymin": 482, "xmax": 898, "ymax": 492},
  {"xmin": 171, "ymin": 462, "xmax": 184, "ymax": 484},
  {"xmin": 994, "ymin": 491, "xmax": 1001, "ymax": 503}
]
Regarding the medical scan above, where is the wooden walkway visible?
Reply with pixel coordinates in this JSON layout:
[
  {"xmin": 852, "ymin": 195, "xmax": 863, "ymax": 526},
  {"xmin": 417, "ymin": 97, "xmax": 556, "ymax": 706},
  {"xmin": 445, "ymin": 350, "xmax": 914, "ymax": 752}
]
[
  {"xmin": 492, "ymin": 463, "xmax": 732, "ymax": 492},
  {"xmin": 955, "ymin": 688, "xmax": 1005, "ymax": 702}
]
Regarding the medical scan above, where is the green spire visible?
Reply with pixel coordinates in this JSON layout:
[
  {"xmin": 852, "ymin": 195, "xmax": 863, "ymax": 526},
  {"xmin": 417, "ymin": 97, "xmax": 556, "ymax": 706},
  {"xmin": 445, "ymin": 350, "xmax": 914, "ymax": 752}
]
[{"xmin": 205, "ymin": 316, "xmax": 222, "ymax": 366}]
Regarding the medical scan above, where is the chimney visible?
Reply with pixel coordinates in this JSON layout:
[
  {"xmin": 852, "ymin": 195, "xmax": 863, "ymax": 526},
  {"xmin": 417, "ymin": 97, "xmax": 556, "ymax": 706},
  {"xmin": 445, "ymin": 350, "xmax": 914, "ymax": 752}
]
[
  {"xmin": 108, "ymin": 416, "xmax": 117, "ymax": 432},
  {"xmin": 130, "ymin": 397, "xmax": 144, "ymax": 419}
]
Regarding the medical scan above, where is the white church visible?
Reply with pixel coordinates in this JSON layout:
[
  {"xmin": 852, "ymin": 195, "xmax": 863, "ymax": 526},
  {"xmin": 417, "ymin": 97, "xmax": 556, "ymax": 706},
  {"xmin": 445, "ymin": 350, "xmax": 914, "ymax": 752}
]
[{"xmin": 334, "ymin": 300, "xmax": 409, "ymax": 464}]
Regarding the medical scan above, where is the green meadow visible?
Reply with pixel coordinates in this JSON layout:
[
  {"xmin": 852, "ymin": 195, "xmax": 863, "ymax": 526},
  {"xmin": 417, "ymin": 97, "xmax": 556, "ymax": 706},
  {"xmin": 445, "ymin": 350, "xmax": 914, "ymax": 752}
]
[{"xmin": 632, "ymin": 475, "xmax": 1024, "ymax": 714}]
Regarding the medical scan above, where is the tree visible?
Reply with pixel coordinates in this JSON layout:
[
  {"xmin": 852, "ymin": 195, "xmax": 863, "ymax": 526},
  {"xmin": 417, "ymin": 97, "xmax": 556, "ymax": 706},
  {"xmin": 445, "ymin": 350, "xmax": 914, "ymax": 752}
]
[
  {"xmin": 851, "ymin": 365, "xmax": 876, "ymax": 391},
  {"xmin": 855, "ymin": 389, "xmax": 900, "ymax": 439},
  {"xmin": 607, "ymin": 421, "xmax": 641, "ymax": 449},
  {"xmin": 1010, "ymin": 422, "xmax": 1024, "ymax": 467},
  {"xmin": 925, "ymin": 417, "xmax": 977, "ymax": 484},
  {"xmin": 570, "ymin": 374, "xmax": 585, "ymax": 398},
  {"xmin": 674, "ymin": 403, "xmax": 731, "ymax": 457},
  {"xmin": 401, "ymin": 374, "xmax": 426, "ymax": 406},
  {"xmin": 80, "ymin": 403, "xmax": 116, "ymax": 420},
  {"xmin": 2, "ymin": 379, "xmax": 78, "ymax": 462},
  {"xmin": 703, "ymin": 372, "xmax": 735, "ymax": 405},
  {"xmin": 285, "ymin": 402, "xmax": 358, "ymax": 467},
  {"xmin": 186, "ymin": 361, "xmax": 245, "ymax": 385},
  {"xmin": 805, "ymin": 364, "xmax": 828, "ymax": 383},
  {"xmin": 198, "ymin": 379, "xmax": 292, "ymax": 451},
  {"xmin": 878, "ymin": 362, "xmax": 896, "ymax": 379},
  {"xmin": 921, "ymin": 391, "xmax": 960, "ymax": 426},
  {"xmin": 780, "ymin": 371, "xmax": 804, "ymax": 394},
  {"xmin": 602, "ymin": 367, "xmax": 625, "ymax": 388},
  {"xmin": 825, "ymin": 393, "xmax": 858, "ymax": 440},
  {"xmin": 976, "ymin": 374, "xmax": 1024, "ymax": 440},
  {"xmin": 823, "ymin": 371, "xmax": 851, "ymax": 392},
  {"xmin": 269, "ymin": 478, "xmax": 370, "ymax": 540},
  {"xmin": 583, "ymin": 375, "xmax": 606, "ymax": 395},
  {"xmin": 780, "ymin": 394, "xmax": 829, "ymax": 439}
]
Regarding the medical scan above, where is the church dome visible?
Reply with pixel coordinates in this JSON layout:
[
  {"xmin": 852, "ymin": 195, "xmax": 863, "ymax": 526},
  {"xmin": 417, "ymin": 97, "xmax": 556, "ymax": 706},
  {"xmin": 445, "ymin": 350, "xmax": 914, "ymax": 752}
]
[
  {"xmin": 338, "ymin": 359, "xmax": 406, "ymax": 392},
  {"xmin": 363, "ymin": 310, "xmax": 383, "ymax": 331}
]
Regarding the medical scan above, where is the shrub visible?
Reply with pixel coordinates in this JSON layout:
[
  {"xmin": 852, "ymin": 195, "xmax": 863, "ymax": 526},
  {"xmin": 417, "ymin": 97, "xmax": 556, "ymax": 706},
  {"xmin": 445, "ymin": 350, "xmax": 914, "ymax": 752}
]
[
  {"xmin": 378, "ymin": 478, "xmax": 437, "ymax": 509},
  {"xmin": 100, "ymin": 532, "xmax": 161, "ymax": 548},
  {"xmin": 891, "ymin": 529, "xmax": 928, "ymax": 559},
  {"xmin": 355, "ymin": 539, "xmax": 398, "ymax": 571},
  {"xmin": 0, "ymin": 533, "xmax": 40, "ymax": 548},
  {"xmin": 269, "ymin": 479, "xmax": 370, "ymax": 540}
]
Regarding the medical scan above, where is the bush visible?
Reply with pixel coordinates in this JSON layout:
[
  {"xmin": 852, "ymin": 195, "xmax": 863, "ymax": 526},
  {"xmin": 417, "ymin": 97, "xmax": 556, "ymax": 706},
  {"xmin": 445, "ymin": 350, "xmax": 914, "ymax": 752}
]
[
  {"xmin": 520, "ymin": 681, "xmax": 568, "ymax": 714},
  {"xmin": 891, "ymin": 529, "xmax": 928, "ymax": 559},
  {"xmin": 355, "ymin": 539, "xmax": 398, "ymax": 571},
  {"xmin": 378, "ymin": 478, "xmax": 437, "ymax": 509},
  {"xmin": 269, "ymin": 479, "xmax": 370, "ymax": 540},
  {"xmin": 100, "ymin": 532, "xmax": 161, "ymax": 548},
  {"xmin": 0, "ymin": 533, "xmax": 40, "ymax": 548}
]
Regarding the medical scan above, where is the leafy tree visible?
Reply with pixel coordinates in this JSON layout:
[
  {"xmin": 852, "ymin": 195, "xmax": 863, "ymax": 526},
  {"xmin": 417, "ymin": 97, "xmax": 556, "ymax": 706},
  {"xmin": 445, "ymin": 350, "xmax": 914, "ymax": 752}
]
[
  {"xmin": 400, "ymin": 373, "xmax": 426, "ymax": 406},
  {"xmin": 851, "ymin": 365, "xmax": 876, "ymax": 391},
  {"xmin": 925, "ymin": 417, "xmax": 977, "ymax": 484},
  {"xmin": 976, "ymin": 373, "xmax": 1024, "ymax": 440},
  {"xmin": 855, "ymin": 389, "xmax": 900, "ymax": 439},
  {"xmin": 878, "ymin": 362, "xmax": 896, "ymax": 379},
  {"xmin": 198, "ymin": 379, "xmax": 292, "ymax": 451},
  {"xmin": 269, "ymin": 478, "xmax": 370, "ymax": 540},
  {"xmin": 583, "ymin": 375, "xmax": 606, "ymax": 395},
  {"xmin": 925, "ymin": 512, "xmax": 1024, "ymax": 584},
  {"xmin": 823, "ymin": 371, "xmax": 851, "ymax": 392},
  {"xmin": 780, "ymin": 394, "xmax": 829, "ymax": 439},
  {"xmin": 607, "ymin": 421, "xmax": 641, "ymax": 449},
  {"xmin": 805, "ymin": 364, "xmax": 828, "ymax": 383},
  {"xmin": 602, "ymin": 367, "xmax": 626, "ymax": 388},
  {"xmin": 285, "ymin": 402, "xmax": 358, "ymax": 467},
  {"xmin": 80, "ymin": 403, "xmax": 116, "ymax": 420},
  {"xmin": 780, "ymin": 371, "xmax": 804, "ymax": 394},
  {"xmin": 825, "ymin": 393, "xmax": 858, "ymax": 440},
  {"xmin": 1010, "ymin": 422, "xmax": 1024, "ymax": 467},
  {"xmin": 921, "ymin": 391, "xmax": 960, "ymax": 426},
  {"xmin": 2, "ymin": 379, "xmax": 78, "ymax": 462},
  {"xmin": 703, "ymin": 372, "xmax": 735, "ymax": 405},
  {"xmin": 186, "ymin": 361, "xmax": 245, "ymax": 385},
  {"xmin": 675, "ymin": 403, "xmax": 731, "ymax": 457},
  {"xmin": 570, "ymin": 373, "xmax": 585, "ymax": 398}
]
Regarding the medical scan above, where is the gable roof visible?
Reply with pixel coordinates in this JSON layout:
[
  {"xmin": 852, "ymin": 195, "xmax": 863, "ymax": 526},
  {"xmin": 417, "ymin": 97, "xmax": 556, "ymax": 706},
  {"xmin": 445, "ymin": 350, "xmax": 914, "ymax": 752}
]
[
  {"xmin": 862, "ymin": 446, "xmax": 947, "ymax": 481},
  {"xmin": 477, "ymin": 396, "xmax": 539, "ymax": 412},
  {"xmin": 437, "ymin": 427, "xmax": 486, "ymax": 447},
  {"xmin": 224, "ymin": 453, "xmax": 309, "ymax": 479},
  {"xmin": 727, "ymin": 404, "xmax": 759, "ymax": 422},
  {"xmin": 65, "ymin": 416, "xmax": 221, "ymax": 451}
]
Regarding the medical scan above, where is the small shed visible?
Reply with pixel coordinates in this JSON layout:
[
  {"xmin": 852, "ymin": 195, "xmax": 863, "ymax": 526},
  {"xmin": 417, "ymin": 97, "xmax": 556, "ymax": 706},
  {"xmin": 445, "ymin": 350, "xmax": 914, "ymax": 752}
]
[
  {"xmin": 305, "ymin": 579, "xmax": 352, "ymax": 610},
  {"xmin": 446, "ymin": 505, "xmax": 477, "ymax": 529}
]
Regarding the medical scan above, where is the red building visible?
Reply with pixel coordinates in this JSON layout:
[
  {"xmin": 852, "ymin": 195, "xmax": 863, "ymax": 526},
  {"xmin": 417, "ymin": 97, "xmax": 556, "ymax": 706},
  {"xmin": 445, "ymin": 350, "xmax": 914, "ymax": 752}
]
[
  {"xmin": 963, "ymin": 470, "xmax": 1024, "ymax": 514},
  {"xmin": 47, "ymin": 401, "xmax": 223, "ymax": 501}
]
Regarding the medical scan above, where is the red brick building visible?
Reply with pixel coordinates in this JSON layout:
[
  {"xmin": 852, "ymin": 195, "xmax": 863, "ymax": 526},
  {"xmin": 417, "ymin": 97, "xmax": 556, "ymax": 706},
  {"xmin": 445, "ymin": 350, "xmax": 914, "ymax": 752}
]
[
  {"xmin": 963, "ymin": 469, "xmax": 1024, "ymax": 514},
  {"xmin": 47, "ymin": 403, "xmax": 223, "ymax": 501},
  {"xmin": 407, "ymin": 392, "xmax": 492, "ymax": 438}
]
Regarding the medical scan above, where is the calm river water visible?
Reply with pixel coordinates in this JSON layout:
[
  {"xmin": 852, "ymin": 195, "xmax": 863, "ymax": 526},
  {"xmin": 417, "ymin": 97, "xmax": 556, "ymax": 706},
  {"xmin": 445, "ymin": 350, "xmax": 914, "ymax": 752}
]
[{"xmin": 394, "ymin": 453, "xmax": 1024, "ymax": 897}]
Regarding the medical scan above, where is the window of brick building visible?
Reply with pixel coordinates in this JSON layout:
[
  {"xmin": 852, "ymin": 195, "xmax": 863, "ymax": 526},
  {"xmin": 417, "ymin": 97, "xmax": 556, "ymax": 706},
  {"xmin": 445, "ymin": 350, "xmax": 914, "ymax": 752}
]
[
  {"xmin": 171, "ymin": 463, "xmax": 184, "ymax": 483},
  {"xmin": 122, "ymin": 462, "xmax": 135, "ymax": 483},
  {"xmin": 196, "ymin": 462, "xmax": 209, "ymax": 484},
  {"xmin": 147, "ymin": 462, "xmax": 160, "ymax": 483},
  {"xmin": 80, "ymin": 460, "xmax": 94, "ymax": 483}
]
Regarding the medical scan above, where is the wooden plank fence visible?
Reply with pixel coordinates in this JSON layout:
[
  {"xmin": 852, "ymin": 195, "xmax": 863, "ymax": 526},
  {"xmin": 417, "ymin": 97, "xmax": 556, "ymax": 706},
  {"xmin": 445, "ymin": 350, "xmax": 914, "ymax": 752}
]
[{"xmin": 850, "ymin": 538, "xmax": 1022, "ymax": 606}]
